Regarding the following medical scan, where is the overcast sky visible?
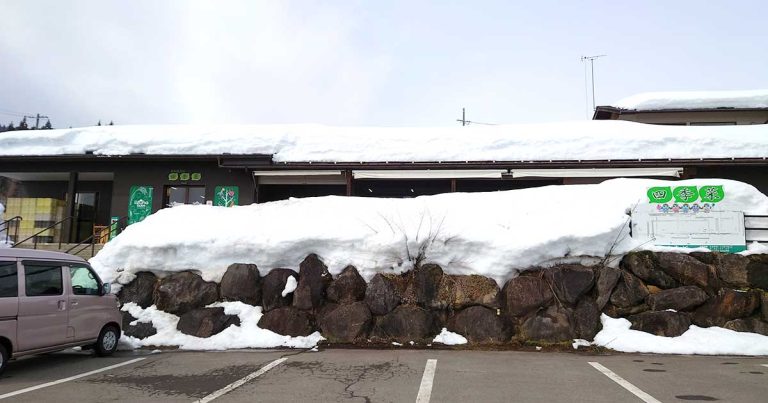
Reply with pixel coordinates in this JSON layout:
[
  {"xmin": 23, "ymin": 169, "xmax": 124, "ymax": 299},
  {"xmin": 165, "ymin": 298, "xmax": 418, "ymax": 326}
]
[{"xmin": 1, "ymin": 1, "xmax": 767, "ymax": 128}]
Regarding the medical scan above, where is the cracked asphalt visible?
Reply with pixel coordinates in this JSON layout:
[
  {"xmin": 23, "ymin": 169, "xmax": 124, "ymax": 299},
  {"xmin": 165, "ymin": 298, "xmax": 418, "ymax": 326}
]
[{"xmin": 0, "ymin": 348, "xmax": 766, "ymax": 402}]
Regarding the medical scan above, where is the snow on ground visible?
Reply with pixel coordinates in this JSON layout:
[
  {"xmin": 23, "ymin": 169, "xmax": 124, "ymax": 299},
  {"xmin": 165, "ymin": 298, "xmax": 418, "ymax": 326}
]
[
  {"xmin": 1, "ymin": 120, "xmax": 768, "ymax": 162},
  {"xmin": 281, "ymin": 275, "xmax": 298, "ymax": 297},
  {"xmin": 119, "ymin": 301, "xmax": 324, "ymax": 350},
  {"xmin": 432, "ymin": 328, "xmax": 468, "ymax": 345},
  {"xmin": 593, "ymin": 315, "xmax": 768, "ymax": 355},
  {"xmin": 91, "ymin": 178, "xmax": 768, "ymax": 287},
  {"xmin": 612, "ymin": 89, "xmax": 768, "ymax": 111}
]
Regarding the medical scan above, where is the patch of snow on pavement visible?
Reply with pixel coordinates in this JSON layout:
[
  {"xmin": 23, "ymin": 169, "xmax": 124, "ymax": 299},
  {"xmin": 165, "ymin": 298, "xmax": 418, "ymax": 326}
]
[
  {"xmin": 119, "ymin": 301, "xmax": 324, "ymax": 350},
  {"xmin": 281, "ymin": 276, "xmax": 297, "ymax": 297},
  {"xmin": 593, "ymin": 314, "xmax": 768, "ymax": 356},
  {"xmin": 432, "ymin": 328, "xmax": 468, "ymax": 345}
]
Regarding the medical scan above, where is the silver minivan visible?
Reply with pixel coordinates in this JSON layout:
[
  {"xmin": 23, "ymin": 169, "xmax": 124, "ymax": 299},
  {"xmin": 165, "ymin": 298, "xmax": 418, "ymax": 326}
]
[{"xmin": 0, "ymin": 248, "xmax": 121, "ymax": 374}]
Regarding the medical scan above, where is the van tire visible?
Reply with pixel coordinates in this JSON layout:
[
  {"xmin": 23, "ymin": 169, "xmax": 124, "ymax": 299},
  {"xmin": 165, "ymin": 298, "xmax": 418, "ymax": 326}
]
[
  {"xmin": 95, "ymin": 325, "xmax": 119, "ymax": 357},
  {"xmin": 0, "ymin": 344, "xmax": 8, "ymax": 376}
]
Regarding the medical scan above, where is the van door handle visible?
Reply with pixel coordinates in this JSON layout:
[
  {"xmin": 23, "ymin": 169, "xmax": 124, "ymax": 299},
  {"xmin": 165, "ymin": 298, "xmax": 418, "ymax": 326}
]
[
  {"xmin": 58, "ymin": 300, "xmax": 67, "ymax": 310},
  {"xmin": 71, "ymin": 299, "xmax": 79, "ymax": 306}
]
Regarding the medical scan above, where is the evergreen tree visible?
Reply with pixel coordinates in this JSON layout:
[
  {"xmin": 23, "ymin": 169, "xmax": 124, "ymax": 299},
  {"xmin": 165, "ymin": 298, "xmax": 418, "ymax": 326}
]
[
  {"xmin": 108, "ymin": 120, "xmax": 114, "ymax": 126},
  {"xmin": 97, "ymin": 120, "xmax": 101, "ymax": 126},
  {"xmin": 6, "ymin": 122, "xmax": 15, "ymax": 131},
  {"xmin": 18, "ymin": 117, "xmax": 28, "ymax": 130},
  {"xmin": 0, "ymin": 124, "xmax": 5, "ymax": 133},
  {"xmin": 42, "ymin": 119, "xmax": 52, "ymax": 130}
]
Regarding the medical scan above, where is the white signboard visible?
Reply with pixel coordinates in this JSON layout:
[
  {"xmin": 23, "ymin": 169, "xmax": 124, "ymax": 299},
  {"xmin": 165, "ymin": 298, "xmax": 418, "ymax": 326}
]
[{"xmin": 632, "ymin": 184, "xmax": 746, "ymax": 253}]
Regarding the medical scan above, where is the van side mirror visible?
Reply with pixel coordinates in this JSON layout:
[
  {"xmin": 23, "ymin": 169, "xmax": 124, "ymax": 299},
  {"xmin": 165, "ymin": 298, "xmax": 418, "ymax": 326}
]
[{"xmin": 101, "ymin": 283, "xmax": 112, "ymax": 295}]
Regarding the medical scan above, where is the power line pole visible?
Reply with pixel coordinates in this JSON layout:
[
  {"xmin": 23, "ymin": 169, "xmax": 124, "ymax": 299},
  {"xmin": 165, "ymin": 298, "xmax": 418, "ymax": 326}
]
[
  {"xmin": 457, "ymin": 107, "xmax": 467, "ymax": 126},
  {"xmin": 23, "ymin": 113, "xmax": 49, "ymax": 129},
  {"xmin": 580, "ymin": 55, "xmax": 606, "ymax": 111}
]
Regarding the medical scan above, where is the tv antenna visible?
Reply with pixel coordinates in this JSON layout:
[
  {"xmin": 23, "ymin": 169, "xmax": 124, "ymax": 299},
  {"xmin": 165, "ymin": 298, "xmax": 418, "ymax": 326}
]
[{"xmin": 581, "ymin": 54, "xmax": 606, "ymax": 114}]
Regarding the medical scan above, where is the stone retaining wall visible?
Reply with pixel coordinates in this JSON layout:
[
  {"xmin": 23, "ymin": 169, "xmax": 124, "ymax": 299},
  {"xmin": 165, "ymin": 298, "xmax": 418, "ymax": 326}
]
[{"xmin": 117, "ymin": 252, "xmax": 768, "ymax": 344}]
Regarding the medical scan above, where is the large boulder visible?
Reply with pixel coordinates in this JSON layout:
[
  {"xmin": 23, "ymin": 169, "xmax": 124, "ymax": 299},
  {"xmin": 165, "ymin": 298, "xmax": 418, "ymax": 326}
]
[
  {"xmin": 761, "ymin": 291, "xmax": 768, "ymax": 322},
  {"xmin": 609, "ymin": 271, "xmax": 648, "ymax": 308},
  {"xmin": 293, "ymin": 254, "xmax": 333, "ymax": 311},
  {"xmin": 502, "ymin": 275, "xmax": 553, "ymax": 317},
  {"xmin": 153, "ymin": 272, "xmax": 219, "ymax": 315},
  {"xmin": 628, "ymin": 311, "xmax": 692, "ymax": 337},
  {"xmin": 603, "ymin": 302, "xmax": 648, "ymax": 318},
  {"xmin": 438, "ymin": 274, "xmax": 501, "ymax": 310},
  {"xmin": 710, "ymin": 254, "xmax": 750, "ymax": 288},
  {"xmin": 646, "ymin": 286, "xmax": 708, "ymax": 312},
  {"xmin": 408, "ymin": 263, "xmax": 445, "ymax": 309},
  {"xmin": 544, "ymin": 265, "xmax": 594, "ymax": 305},
  {"xmin": 117, "ymin": 272, "xmax": 158, "ymax": 308},
  {"xmin": 622, "ymin": 251, "xmax": 678, "ymax": 289},
  {"xmin": 656, "ymin": 252, "xmax": 718, "ymax": 291},
  {"xmin": 594, "ymin": 266, "xmax": 621, "ymax": 310},
  {"xmin": 745, "ymin": 255, "xmax": 768, "ymax": 289},
  {"xmin": 261, "ymin": 269, "xmax": 297, "ymax": 312},
  {"xmin": 448, "ymin": 306, "xmax": 509, "ymax": 344},
  {"xmin": 121, "ymin": 312, "xmax": 157, "ymax": 339},
  {"xmin": 572, "ymin": 298, "xmax": 601, "ymax": 340},
  {"xmin": 257, "ymin": 306, "xmax": 315, "ymax": 337},
  {"xmin": 219, "ymin": 263, "xmax": 262, "ymax": 305},
  {"xmin": 723, "ymin": 318, "xmax": 768, "ymax": 336},
  {"xmin": 518, "ymin": 304, "xmax": 574, "ymax": 342},
  {"xmin": 317, "ymin": 301, "xmax": 372, "ymax": 343},
  {"xmin": 371, "ymin": 305, "xmax": 441, "ymax": 343},
  {"xmin": 177, "ymin": 307, "xmax": 240, "ymax": 338},
  {"xmin": 692, "ymin": 289, "xmax": 760, "ymax": 327},
  {"xmin": 365, "ymin": 274, "xmax": 402, "ymax": 315},
  {"xmin": 326, "ymin": 266, "xmax": 367, "ymax": 304}
]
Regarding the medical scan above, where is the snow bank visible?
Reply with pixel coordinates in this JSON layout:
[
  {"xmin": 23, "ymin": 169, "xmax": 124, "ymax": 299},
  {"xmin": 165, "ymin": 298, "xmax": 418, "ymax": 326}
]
[
  {"xmin": 1, "ymin": 120, "xmax": 768, "ymax": 162},
  {"xmin": 613, "ymin": 89, "xmax": 768, "ymax": 111},
  {"xmin": 91, "ymin": 178, "xmax": 768, "ymax": 287},
  {"xmin": 120, "ymin": 301, "xmax": 324, "ymax": 350},
  {"xmin": 593, "ymin": 315, "xmax": 768, "ymax": 355},
  {"xmin": 432, "ymin": 328, "xmax": 468, "ymax": 345}
]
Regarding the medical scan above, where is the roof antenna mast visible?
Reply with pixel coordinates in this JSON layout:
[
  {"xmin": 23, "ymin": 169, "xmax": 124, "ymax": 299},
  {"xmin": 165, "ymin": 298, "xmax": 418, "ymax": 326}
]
[{"xmin": 581, "ymin": 55, "xmax": 606, "ymax": 113}]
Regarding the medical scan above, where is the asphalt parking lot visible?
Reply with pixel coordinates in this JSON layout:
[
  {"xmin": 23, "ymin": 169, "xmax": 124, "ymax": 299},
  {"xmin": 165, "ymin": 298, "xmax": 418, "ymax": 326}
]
[{"xmin": 0, "ymin": 348, "xmax": 766, "ymax": 402}]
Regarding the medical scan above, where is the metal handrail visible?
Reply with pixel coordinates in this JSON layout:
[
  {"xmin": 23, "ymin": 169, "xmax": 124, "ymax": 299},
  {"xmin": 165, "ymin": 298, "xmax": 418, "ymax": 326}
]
[
  {"xmin": 0, "ymin": 216, "xmax": 22, "ymax": 245},
  {"xmin": 12, "ymin": 216, "xmax": 74, "ymax": 250},
  {"xmin": 66, "ymin": 216, "xmax": 129, "ymax": 258}
]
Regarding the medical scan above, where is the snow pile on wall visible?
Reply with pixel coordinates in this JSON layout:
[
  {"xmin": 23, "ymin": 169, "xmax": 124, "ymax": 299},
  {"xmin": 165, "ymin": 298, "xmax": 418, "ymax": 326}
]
[
  {"xmin": 613, "ymin": 89, "xmax": 768, "ymax": 111},
  {"xmin": 594, "ymin": 315, "xmax": 768, "ymax": 355},
  {"xmin": 91, "ymin": 178, "xmax": 768, "ymax": 287},
  {"xmin": 1, "ymin": 120, "xmax": 768, "ymax": 162}
]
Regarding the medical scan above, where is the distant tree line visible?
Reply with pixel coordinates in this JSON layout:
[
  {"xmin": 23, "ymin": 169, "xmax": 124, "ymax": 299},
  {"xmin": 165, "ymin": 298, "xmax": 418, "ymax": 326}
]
[{"xmin": 0, "ymin": 116, "xmax": 53, "ymax": 132}]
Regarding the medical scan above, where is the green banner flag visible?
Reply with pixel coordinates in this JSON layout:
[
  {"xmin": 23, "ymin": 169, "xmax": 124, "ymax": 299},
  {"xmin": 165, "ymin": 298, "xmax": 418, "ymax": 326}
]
[
  {"xmin": 214, "ymin": 186, "xmax": 239, "ymax": 207},
  {"xmin": 128, "ymin": 186, "xmax": 153, "ymax": 225}
]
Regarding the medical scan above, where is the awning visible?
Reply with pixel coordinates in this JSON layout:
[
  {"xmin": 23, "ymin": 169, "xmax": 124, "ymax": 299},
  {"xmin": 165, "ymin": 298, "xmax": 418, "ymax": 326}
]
[
  {"xmin": 352, "ymin": 169, "xmax": 506, "ymax": 179},
  {"xmin": 509, "ymin": 167, "xmax": 683, "ymax": 178},
  {"xmin": 252, "ymin": 170, "xmax": 343, "ymax": 176}
]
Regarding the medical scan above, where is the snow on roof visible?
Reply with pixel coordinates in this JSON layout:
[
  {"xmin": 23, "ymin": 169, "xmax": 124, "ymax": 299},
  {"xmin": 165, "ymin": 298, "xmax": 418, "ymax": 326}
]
[
  {"xmin": 611, "ymin": 89, "xmax": 768, "ymax": 111},
  {"xmin": 1, "ymin": 120, "xmax": 768, "ymax": 162}
]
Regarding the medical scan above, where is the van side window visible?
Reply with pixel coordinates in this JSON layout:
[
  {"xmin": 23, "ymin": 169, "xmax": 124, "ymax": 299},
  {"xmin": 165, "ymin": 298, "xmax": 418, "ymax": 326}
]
[
  {"xmin": 0, "ymin": 262, "xmax": 18, "ymax": 298},
  {"xmin": 24, "ymin": 264, "xmax": 63, "ymax": 296},
  {"xmin": 70, "ymin": 266, "xmax": 100, "ymax": 296}
]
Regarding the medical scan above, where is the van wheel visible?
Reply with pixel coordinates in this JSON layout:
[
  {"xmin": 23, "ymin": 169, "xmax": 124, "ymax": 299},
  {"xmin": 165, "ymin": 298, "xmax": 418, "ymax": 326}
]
[
  {"xmin": 0, "ymin": 344, "xmax": 8, "ymax": 376},
  {"xmin": 95, "ymin": 326, "xmax": 119, "ymax": 357}
]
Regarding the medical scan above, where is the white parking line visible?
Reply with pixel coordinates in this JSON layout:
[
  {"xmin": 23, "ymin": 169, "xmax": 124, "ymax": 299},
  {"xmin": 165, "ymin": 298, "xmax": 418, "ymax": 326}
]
[
  {"xmin": 195, "ymin": 357, "xmax": 287, "ymax": 403},
  {"xmin": 0, "ymin": 357, "xmax": 146, "ymax": 400},
  {"xmin": 415, "ymin": 359, "xmax": 437, "ymax": 403},
  {"xmin": 588, "ymin": 362, "xmax": 661, "ymax": 403}
]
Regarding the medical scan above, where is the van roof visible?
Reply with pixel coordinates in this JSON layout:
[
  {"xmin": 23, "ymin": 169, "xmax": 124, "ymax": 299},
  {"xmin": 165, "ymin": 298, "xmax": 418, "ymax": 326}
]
[{"xmin": 0, "ymin": 248, "xmax": 87, "ymax": 263}]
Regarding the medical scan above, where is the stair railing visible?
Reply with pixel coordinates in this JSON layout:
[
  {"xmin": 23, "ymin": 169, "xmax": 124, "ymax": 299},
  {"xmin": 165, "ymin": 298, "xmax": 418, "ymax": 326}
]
[
  {"xmin": 12, "ymin": 216, "xmax": 74, "ymax": 250},
  {"xmin": 66, "ymin": 216, "xmax": 129, "ymax": 258},
  {"xmin": 0, "ymin": 216, "xmax": 22, "ymax": 245}
]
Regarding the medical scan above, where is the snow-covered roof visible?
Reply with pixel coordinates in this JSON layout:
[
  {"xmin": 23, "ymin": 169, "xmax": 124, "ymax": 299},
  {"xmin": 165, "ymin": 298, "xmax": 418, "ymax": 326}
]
[
  {"xmin": 610, "ymin": 89, "xmax": 768, "ymax": 111},
  {"xmin": 1, "ymin": 120, "xmax": 768, "ymax": 162}
]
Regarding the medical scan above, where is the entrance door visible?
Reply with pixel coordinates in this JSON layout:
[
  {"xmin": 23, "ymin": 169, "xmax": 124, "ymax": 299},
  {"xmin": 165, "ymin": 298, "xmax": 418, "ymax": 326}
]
[
  {"xmin": 74, "ymin": 192, "xmax": 98, "ymax": 242},
  {"xmin": 164, "ymin": 186, "xmax": 206, "ymax": 207},
  {"xmin": 17, "ymin": 262, "xmax": 69, "ymax": 351}
]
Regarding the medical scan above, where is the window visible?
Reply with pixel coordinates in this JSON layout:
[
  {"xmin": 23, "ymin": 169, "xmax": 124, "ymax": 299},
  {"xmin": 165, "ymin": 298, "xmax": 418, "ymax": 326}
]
[
  {"xmin": 0, "ymin": 262, "xmax": 18, "ymax": 298},
  {"xmin": 70, "ymin": 266, "xmax": 100, "ymax": 295},
  {"xmin": 164, "ymin": 186, "xmax": 206, "ymax": 207},
  {"xmin": 24, "ymin": 264, "xmax": 63, "ymax": 296}
]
